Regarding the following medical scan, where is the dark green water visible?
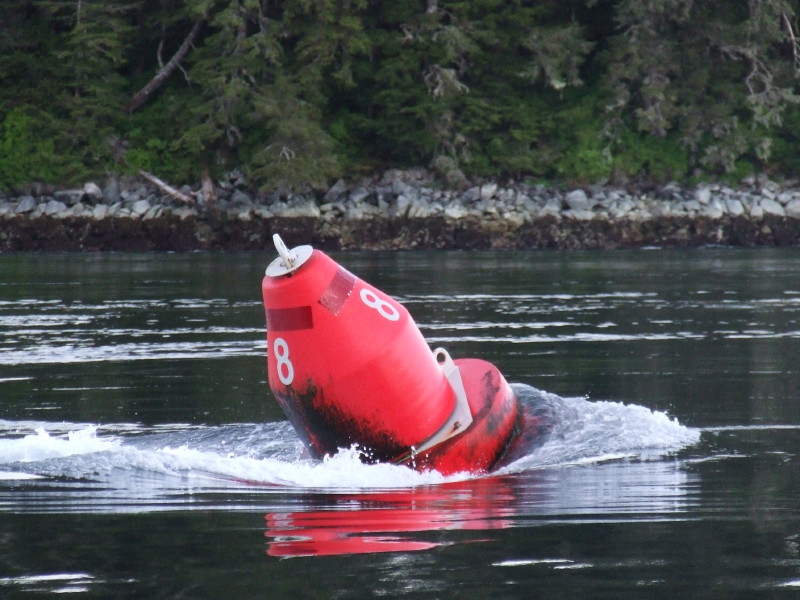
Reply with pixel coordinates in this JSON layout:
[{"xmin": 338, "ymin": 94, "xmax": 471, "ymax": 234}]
[{"xmin": 1, "ymin": 248, "xmax": 799, "ymax": 598}]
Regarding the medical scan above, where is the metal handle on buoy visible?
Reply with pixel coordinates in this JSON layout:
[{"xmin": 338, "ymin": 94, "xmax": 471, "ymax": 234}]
[
  {"xmin": 265, "ymin": 233, "xmax": 314, "ymax": 277},
  {"xmin": 273, "ymin": 233, "xmax": 295, "ymax": 269}
]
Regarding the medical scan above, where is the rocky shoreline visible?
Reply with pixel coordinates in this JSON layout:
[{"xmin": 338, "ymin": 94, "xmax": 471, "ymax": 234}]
[{"xmin": 2, "ymin": 169, "xmax": 800, "ymax": 251}]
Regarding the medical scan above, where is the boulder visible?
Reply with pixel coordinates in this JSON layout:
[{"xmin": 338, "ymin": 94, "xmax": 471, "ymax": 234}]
[
  {"xmin": 324, "ymin": 179, "xmax": 348, "ymax": 202},
  {"xmin": 702, "ymin": 199, "xmax": 725, "ymax": 219},
  {"xmin": 724, "ymin": 198, "xmax": 745, "ymax": 217},
  {"xmin": 785, "ymin": 199, "xmax": 800, "ymax": 219},
  {"xmin": 103, "ymin": 179, "xmax": 121, "ymax": 204},
  {"xmin": 695, "ymin": 187, "xmax": 711, "ymax": 205},
  {"xmin": 44, "ymin": 199, "xmax": 68, "ymax": 216},
  {"xmin": 565, "ymin": 189, "xmax": 591, "ymax": 211},
  {"xmin": 479, "ymin": 182, "xmax": 498, "ymax": 200},
  {"xmin": 760, "ymin": 198, "xmax": 785, "ymax": 217},
  {"xmin": 92, "ymin": 204, "xmax": 109, "ymax": 220},
  {"xmin": 131, "ymin": 199, "xmax": 151, "ymax": 216},
  {"xmin": 15, "ymin": 196, "xmax": 37, "ymax": 214},
  {"xmin": 83, "ymin": 182, "xmax": 103, "ymax": 203},
  {"xmin": 229, "ymin": 190, "xmax": 254, "ymax": 209},
  {"xmin": 54, "ymin": 189, "xmax": 84, "ymax": 206}
]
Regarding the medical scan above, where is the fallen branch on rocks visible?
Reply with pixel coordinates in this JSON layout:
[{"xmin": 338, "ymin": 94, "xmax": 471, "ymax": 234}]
[{"xmin": 137, "ymin": 169, "xmax": 193, "ymax": 204}]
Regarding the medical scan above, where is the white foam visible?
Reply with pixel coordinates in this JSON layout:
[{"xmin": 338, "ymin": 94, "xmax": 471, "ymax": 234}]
[
  {"xmin": 0, "ymin": 388, "xmax": 700, "ymax": 493},
  {"xmin": 158, "ymin": 444, "xmax": 450, "ymax": 489},
  {"xmin": 0, "ymin": 471, "xmax": 43, "ymax": 480},
  {"xmin": 0, "ymin": 426, "xmax": 119, "ymax": 463},
  {"xmin": 502, "ymin": 386, "xmax": 700, "ymax": 472}
]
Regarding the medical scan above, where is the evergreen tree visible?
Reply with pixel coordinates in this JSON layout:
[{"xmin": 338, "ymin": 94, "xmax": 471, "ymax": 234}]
[
  {"xmin": 603, "ymin": 0, "xmax": 800, "ymax": 176},
  {"xmin": 45, "ymin": 0, "xmax": 135, "ymax": 179},
  {"xmin": 2, "ymin": 0, "xmax": 800, "ymax": 191}
]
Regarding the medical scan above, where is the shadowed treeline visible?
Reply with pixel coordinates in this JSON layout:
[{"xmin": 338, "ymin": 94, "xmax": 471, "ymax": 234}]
[{"xmin": 3, "ymin": 1, "xmax": 800, "ymax": 193}]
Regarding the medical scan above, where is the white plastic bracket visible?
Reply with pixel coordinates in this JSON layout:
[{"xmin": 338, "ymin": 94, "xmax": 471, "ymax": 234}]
[{"xmin": 411, "ymin": 348, "xmax": 475, "ymax": 456}]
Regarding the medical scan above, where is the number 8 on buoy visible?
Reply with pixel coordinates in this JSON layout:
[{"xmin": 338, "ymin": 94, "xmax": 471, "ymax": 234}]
[
  {"xmin": 273, "ymin": 337, "xmax": 294, "ymax": 385},
  {"xmin": 360, "ymin": 288, "xmax": 400, "ymax": 321}
]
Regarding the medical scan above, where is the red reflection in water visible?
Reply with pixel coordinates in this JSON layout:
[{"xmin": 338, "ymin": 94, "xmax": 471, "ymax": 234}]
[{"xmin": 265, "ymin": 477, "xmax": 516, "ymax": 557}]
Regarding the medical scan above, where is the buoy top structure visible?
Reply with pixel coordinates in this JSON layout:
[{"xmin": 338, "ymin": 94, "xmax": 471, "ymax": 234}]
[{"xmin": 262, "ymin": 234, "xmax": 520, "ymax": 475}]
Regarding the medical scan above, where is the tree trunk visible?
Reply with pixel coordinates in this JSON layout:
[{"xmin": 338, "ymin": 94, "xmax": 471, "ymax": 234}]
[
  {"xmin": 138, "ymin": 169, "xmax": 193, "ymax": 204},
  {"xmin": 128, "ymin": 19, "xmax": 204, "ymax": 113},
  {"xmin": 201, "ymin": 166, "xmax": 216, "ymax": 204}
]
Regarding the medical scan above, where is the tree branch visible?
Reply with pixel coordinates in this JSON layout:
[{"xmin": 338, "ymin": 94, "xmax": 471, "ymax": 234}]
[
  {"xmin": 137, "ymin": 169, "xmax": 194, "ymax": 204},
  {"xmin": 128, "ymin": 18, "xmax": 204, "ymax": 113},
  {"xmin": 782, "ymin": 10, "xmax": 800, "ymax": 72}
]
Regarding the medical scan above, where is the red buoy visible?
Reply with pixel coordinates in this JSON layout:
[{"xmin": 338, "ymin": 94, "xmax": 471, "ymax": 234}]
[{"xmin": 262, "ymin": 234, "xmax": 519, "ymax": 475}]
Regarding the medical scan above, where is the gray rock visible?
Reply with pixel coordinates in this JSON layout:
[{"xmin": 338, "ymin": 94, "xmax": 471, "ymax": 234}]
[
  {"xmin": 143, "ymin": 206, "xmax": 162, "ymax": 220},
  {"xmin": 408, "ymin": 198, "xmax": 434, "ymax": 218},
  {"xmin": 695, "ymin": 187, "xmax": 711, "ymax": 205},
  {"xmin": 173, "ymin": 206, "xmax": 196, "ymax": 220},
  {"xmin": 539, "ymin": 197, "xmax": 562, "ymax": 216},
  {"xmin": 103, "ymin": 179, "xmax": 121, "ymax": 204},
  {"xmin": 503, "ymin": 211, "xmax": 526, "ymax": 227},
  {"xmin": 785, "ymin": 199, "xmax": 800, "ymax": 219},
  {"xmin": 702, "ymin": 199, "xmax": 725, "ymax": 219},
  {"xmin": 233, "ymin": 209, "xmax": 252, "ymax": 221},
  {"xmin": 462, "ymin": 187, "xmax": 482, "ymax": 204},
  {"xmin": 92, "ymin": 204, "xmax": 109, "ymax": 220},
  {"xmin": 54, "ymin": 189, "xmax": 84, "ymax": 206},
  {"xmin": 324, "ymin": 178, "xmax": 348, "ymax": 202},
  {"xmin": 480, "ymin": 183, "xmax": 498, "ymax": 200},
  {"xmin": 444, "ymin": 204, "xmax": 467, "ymax": 219},
  {"xmin": 760, "ymin": 198, "xmax": 785, "ymax": 216},
  {"xmin": 682, "ymin": 200, "xmax": 702, "ymax": 213},
  {"xmin": 270, "ymin": 201, "xmax": 289, "ymax": 215},
  {"xmin": 69, "ymin": 202, "xmax": 88, "ymax": 217},
  {"xmin": 229, "ymin": 190, "xmax": 253, "ymax": 208},
  {"xmin": 349, "ymin": 186, "xmax": 371, "ymax": 205},
  {"xmin": 650, "ymin": 203, "xmax": 672, "ymax": 218},
  {"xmin": 281, "ymin": 201, "xmax": 320, "ymax": 218},
  {"xmin": 565, "ymin": 189, "xmax": 591, "ymax": 211},
  {"xmin": 725, "ymin": 198, "xmax": 745, "ymax": 217},
  {"xmin": 44, "ymin": 199, "xmax": 68, "ymax": 216},
  {"xmin": 254, "ymin": 207, "xmax": 274, "ymax": 218},
  {"xmin": 16, "ymin": 196, "xmax": 37, "ymax": 214},
  {"xmin": 392, "ymin": 179, "xmax": 415, "ymax": 197},
  {"xmin": 83, "ymin": 182, "xmax": 103, "ymax": 202},
  {"xmin": 228, "ymin": 168, "xmax": 247, "ymax": 188},
  {"xmin": 394, "ymin": 195, "xmax": 411, "ymax": 217},
  {"xmin": 121, "ymin": 184, "xmax": 148, "ymax": 203},
  {"xmin": 564, "ymin": 209, "xmax": 595, "ymax": 221},
  {"xmin": 131, "ymin": 199, "xmax": 151, "ymax": 216}
]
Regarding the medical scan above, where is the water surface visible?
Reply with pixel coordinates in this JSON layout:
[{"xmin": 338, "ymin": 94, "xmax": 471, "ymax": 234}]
[{"xmin": 1, "ymin": 249, "xmax": 799, "ymax": 598}]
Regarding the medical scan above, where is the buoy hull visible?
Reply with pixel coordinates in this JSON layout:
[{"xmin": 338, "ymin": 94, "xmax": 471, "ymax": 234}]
[
  {"xmin": 262, "ymin": 243, "xmax": 521, "ymax": 475},
  {"xmin": 263, "ymin": 249, "xmax": 456, "ymax": 463},
  {"xmin": 412, "ymin": 358, "xmax": 519, "ymax": 475}
]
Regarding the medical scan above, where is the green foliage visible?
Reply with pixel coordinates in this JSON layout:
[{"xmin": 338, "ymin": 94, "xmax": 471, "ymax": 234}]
[
  {"xmin": 2, "ymin": 0, "xmax": 800, "ymax": 191},
  {"xmin": 0, "ymin": 107, "xmax": 70, "ymax": 188},
  {"xmin": 124, "ymin": 97, "xmax": 196, "ymax": 180},
  {"xmin": 769, "ymin": 104, "xmax": 800, "ymax": 174},
  {"xmin": 603, "ymin": 0, "xmax": 800, "ymax": 177},
  {"xmin": 610, "ymin": 131, "xmax": 690, "ymax": 183}
]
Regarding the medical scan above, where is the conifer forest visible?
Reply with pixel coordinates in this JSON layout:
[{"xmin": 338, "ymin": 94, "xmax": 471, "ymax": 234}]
[{"xmin": 3, "ymin": 0, "xmax": 800, "ymax": 192}]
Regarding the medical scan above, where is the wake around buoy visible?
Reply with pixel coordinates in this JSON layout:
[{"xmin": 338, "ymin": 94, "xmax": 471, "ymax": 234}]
[{"xmin": 261, "ymin": 234, "xmax": 538, "ymax": 476}]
